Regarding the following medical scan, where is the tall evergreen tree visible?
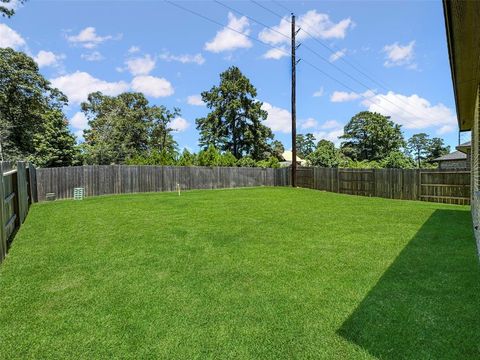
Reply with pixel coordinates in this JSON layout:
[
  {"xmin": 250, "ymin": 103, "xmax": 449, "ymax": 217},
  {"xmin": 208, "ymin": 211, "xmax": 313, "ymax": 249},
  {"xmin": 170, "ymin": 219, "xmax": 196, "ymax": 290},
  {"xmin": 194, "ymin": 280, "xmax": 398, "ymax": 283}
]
[
  {"xmin": 30, "ymin": 110, "xmax": 80, "ymax": 167},
  {"xmin": 196, "ymin": 66, "xmax": 273, "ymax": 160}
]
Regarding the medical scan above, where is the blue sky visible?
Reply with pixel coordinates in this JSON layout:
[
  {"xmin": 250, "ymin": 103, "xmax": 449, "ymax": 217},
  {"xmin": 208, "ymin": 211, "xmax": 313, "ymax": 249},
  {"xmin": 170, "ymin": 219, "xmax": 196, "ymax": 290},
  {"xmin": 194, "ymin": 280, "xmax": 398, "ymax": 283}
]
[{"xmin": 0, "ymin": 0, "xmax": 464, "ymax": 152}]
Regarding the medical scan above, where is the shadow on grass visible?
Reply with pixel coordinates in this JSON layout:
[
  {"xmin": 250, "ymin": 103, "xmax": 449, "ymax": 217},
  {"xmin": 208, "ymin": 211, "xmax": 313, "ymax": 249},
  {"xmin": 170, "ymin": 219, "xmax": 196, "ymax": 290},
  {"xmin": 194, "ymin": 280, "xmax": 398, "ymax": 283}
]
[{"xmin": 338, "ymin": 209, "xmax": 480, "ymax": 359}]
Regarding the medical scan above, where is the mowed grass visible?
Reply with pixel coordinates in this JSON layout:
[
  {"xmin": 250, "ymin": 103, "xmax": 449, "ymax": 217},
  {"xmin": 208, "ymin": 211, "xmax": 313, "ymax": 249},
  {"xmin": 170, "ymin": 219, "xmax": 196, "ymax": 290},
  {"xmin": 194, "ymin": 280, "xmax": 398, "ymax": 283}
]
[{"xmin": 0, "ymin": 187, "xmax": 479, "ymax": 359}]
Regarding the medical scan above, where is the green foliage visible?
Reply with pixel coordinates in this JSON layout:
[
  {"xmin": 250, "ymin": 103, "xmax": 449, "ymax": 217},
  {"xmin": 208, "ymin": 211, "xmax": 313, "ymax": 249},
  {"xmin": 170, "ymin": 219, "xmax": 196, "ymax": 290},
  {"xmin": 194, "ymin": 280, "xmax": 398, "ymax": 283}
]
[
  {"xmin": 380, "ymin": 151, "xmax": 415, "ymax": 169},
  {"xmin": 30, "ymin": 110, "xmax": 81, "ymax": 167},
  {"xmin": 256, "ymin": 156, "xmax": 280, "ymax": 168},
  {"xmin": 177, "ymin": 149, "xmax": 196, "ymax": 166},
  {"xmin": 270, "ymin": 140, "xmax": 285, "ymax": 160},
  {"xmin": 343, "ymin": 159, "xmax": 382, "ymax": 169},
  {"xmin": 196, "ymin": 66, "xmax": 273, "ymax": 160},
  {"xmin": 426, "ymin": 137, "xmax": 450, "ymax": 162},
  {"xmin": 340, "ymin": 111, "xmax": 405, "ymax": 161},
  {"xmin": 124, "ymin": 149, "xmax": 176, "ymax": 166},
  {"xmin": 1, "ymin": 0, "xmax": 26, "ymax": 17},
  {"xmin": 81, "ymin": 92, "xmax": 178, "ymax": 164},
  {"xmin": 219, "ymin": 151, "xmax": 237, "ymax": 167},
  {"xmin": 196, "ymin": 145, "xmax": 222, "ymax": 166},
  {"xmin": 236, "ymin": 156, "xmax": 257, "ymax": 167},
  {"xmin": 0, "ymin": 48, "xmax": 69, "ymax": 161},
  {"xmin": 407, "ymin": 133, "xmax": 430, "ymax": 167},
  {"xmin": 307, "ymin": 140, "xmax": 344, "ymax": 167},
  {"xmin": 296, "ymin": 133, "xmax": 316, "ymax": 158},
  {"xmin": 407, "ymin": 133, "xmax": 449, "ymax": 167}
]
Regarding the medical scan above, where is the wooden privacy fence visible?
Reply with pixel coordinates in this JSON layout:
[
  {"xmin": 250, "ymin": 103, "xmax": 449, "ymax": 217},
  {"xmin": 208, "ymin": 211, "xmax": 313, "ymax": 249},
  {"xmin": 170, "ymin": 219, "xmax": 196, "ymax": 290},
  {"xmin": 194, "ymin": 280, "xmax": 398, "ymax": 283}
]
[
  {"xmin": 0, "ymin": 161, "xmax": 36, "ymax": 263},
  {"xmin": 298, "ymin": 167, "xmax": 471, "ymax": 205},
  {"xmin": 35, "ymin": 165, "xmax": 291, "ymax": 201}
]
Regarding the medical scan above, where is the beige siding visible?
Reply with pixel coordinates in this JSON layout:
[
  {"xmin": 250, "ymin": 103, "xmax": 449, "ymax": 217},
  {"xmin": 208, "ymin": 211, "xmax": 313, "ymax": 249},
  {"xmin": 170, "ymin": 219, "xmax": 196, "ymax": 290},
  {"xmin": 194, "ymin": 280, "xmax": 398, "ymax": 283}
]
[{"xmin": 472, "ymin": 86, "xmax": 480, "ymax": 258}]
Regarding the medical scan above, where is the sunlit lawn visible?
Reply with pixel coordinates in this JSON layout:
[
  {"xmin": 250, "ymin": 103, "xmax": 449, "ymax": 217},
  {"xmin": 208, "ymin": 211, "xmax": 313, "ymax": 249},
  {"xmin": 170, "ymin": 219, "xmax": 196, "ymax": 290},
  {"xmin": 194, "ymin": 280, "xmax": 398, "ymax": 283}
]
[{"xmin": 0, "ymin": 187, "xmax": 478, "ymax": 359}]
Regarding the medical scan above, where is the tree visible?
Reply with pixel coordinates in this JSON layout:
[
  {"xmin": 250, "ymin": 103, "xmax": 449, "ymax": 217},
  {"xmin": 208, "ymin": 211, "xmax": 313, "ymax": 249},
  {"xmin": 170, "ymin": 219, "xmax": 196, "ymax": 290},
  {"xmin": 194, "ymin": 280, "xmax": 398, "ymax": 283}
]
[
  {"xmin": 236, "ymin": 156, "xmax": 257, "ymax": 167},
  {"xmin": 196, "ymin": 145, "xmax": 222, "ymax": 166},
  {"xmin": 177, "ymin": 149, "xmax": 196, "ymax": 166},
  {"xmin": 81, "ymin": 92, "xmax": 178, "ymax": 164},
  {"xmin": 270, "ymin": 140, "xmax": 285, "ymax": 160},
  {"xmin": 1, "ymin": 0, "xmax": 26, "ymax": 17},
  {"xmin": 407, "ymin": 133, "xmax": 450, "ymax": 167},
  {"xmin": 0, "ymin": 48, "xmax": 68, "ymax": 161},
  {"xmin": 340, "ymin": 111, "xmax": 405, "ymax": 161},
  {"xmin": 407, "ymin": 133, "xmax": 430, "ymax": 167},
  {"xmin": 427, "ymin": 137, "xmax": 450, "ymax": 162},
  {"xmin": 380, "ymin": 151, "xmax": 414, "ymax": 169},
  {"xmin": 307, "ymin": 140, "xmax": 343, "ymax": 167},
  {"xmin": 196, "ymin": 66, "xmax": 273, "ymax": 160},
  {"xmin": 30, "ymin": 110, "xmax": 80, "ymax": 167},
  {"xmin": 296, "ymin": 133, "xmax": 316, "ymax": 158}
]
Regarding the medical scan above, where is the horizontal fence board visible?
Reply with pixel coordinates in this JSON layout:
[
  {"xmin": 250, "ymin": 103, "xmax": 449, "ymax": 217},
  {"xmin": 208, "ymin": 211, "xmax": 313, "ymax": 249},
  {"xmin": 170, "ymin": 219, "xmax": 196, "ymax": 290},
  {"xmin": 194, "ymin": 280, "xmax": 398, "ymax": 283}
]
[{"xmin": 35, "ymin": 165, "xmax": 291, "ymax": 201}]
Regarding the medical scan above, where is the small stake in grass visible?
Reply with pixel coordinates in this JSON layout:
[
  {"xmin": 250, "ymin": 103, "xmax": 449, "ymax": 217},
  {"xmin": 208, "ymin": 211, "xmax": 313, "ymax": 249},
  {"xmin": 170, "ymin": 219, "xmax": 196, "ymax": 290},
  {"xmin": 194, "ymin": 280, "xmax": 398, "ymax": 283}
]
[{"xmin": 177, "ymin": 183, "xmax": 181, "ymax": 196}]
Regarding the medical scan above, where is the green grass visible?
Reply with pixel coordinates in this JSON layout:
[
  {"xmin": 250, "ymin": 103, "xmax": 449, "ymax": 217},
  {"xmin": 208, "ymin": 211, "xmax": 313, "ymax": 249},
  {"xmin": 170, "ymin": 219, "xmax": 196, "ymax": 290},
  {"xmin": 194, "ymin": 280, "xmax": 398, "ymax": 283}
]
[{"xmin": 0, "ymin": 187, "xmax": 479, "ymax": 359}]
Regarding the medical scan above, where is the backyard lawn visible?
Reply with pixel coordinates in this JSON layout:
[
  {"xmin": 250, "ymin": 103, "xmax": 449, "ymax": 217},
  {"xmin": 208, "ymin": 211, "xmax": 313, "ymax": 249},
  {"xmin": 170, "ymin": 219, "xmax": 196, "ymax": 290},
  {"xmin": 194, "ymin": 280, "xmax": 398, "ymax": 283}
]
[{"xmin": 0, "ymin": 187, "xmax": 478, "ymax": 359}]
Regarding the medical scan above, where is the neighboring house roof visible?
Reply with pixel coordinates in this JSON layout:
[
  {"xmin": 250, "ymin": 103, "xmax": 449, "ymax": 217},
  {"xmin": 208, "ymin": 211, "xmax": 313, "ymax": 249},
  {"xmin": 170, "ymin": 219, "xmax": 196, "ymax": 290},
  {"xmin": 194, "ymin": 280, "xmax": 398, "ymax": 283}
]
[
  {"xmin": 456, "ymin": 141, "xmax": 471, "ymax": 154},
  {"xmin": 281, "ymin": 151, "xmax": 307, "ymax": 166},
  {"xmin": 443, "ymin": 1, "xmax": 480, "ymax": 131},
  {"xmin": 433, "ymin": 150, "xmax": 467, "ymax": 162}
]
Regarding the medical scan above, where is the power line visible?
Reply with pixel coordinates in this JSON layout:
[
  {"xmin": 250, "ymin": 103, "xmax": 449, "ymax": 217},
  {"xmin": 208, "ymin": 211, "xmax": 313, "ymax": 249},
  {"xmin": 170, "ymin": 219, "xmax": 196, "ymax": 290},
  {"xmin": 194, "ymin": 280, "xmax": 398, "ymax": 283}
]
[
  {"xmin": 260, "ymin": 1, "xmax": 435, "ymax": 122},
  {"xmin": 165, "ymin": 0, "xmax": 424, "ymax": 126},
  {"xmin": 233, "ymin": 1, "xmax": 431, "ymax": 126}
]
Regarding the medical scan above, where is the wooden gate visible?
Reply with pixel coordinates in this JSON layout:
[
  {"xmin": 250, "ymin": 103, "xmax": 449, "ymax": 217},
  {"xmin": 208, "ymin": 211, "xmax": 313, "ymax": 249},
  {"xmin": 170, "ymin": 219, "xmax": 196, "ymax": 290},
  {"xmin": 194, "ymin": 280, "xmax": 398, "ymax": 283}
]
[
  {"xmin": 338, "ymin": 169, "xmax": 375, "ymax": 196},
  {"xmin": 419, "ymin": 170, "xmax": 470, "ymax": 205}
]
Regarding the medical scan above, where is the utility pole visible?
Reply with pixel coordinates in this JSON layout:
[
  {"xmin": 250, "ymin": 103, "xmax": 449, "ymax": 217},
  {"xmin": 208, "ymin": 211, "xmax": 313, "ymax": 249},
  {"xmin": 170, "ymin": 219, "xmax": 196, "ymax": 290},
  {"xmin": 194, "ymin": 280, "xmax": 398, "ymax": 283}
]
[{"xmin": 291, "ymin": 13, "xmax": 297, "ymax": 187}]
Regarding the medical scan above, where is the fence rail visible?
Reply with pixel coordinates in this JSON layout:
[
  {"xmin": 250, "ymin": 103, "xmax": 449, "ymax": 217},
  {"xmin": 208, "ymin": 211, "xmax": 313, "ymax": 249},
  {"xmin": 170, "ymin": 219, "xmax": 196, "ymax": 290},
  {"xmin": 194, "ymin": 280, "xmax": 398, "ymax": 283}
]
[
  {"xmin": 35, "ymin": 165, "xmax": 291, "ymax": 201},
  {"xmin": 298, "ymin": 167, "xmax": 471, "ymax": 205},
  {"xmin": 0, "ymin": 161, "xmax": 35, "ymax": 263}
]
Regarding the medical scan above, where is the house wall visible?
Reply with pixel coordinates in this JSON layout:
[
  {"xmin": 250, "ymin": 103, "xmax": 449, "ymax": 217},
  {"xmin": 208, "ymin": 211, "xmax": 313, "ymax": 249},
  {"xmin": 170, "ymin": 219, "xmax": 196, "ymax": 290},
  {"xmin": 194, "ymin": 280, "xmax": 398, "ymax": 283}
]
[
  {"xmin": 471, "ymin": 86, "xmax": 480, "ymax": 258},
  {"xmin": 438, "ymin": 159, "xmax": 468, "ymax": 170}
]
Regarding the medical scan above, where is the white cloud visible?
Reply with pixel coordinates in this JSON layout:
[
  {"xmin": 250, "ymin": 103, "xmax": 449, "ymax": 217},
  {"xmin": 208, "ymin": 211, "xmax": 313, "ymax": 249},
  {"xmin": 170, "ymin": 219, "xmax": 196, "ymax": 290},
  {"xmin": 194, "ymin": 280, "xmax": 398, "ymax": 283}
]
[
  {"xmin": 301, "ymin": 118, "xmax": 318, "ymax": 129},
  {"xmin": 81, "ymin": 51, "xmax": 104, "ymax": 61},
  {"xmin": 66, "ymin": 27, "xmax": 120, "ymax": 48},
  {"xmin": 205, "ymin": 12, "xmax": 252, "ymax": 53},
  {"xmin": 170, "ymin": 117, "xmax": 190, "ymax": 132},
  {"xmin": 262, "ymin": 46, "xmax": 288, "ymax": 60},
  {"xmin": 50, "ymin": 71, "xmax": 129, "ymax": 104},
  {"xmin": 128, "ymin": 46, "xmax": 140, "ymax": 54},
  {"xmin": 74, "ymin": 129, "xmax": 84, "ymax": 142},
  {"xmin": 383, "ymin": 41, "xmax": 415, "ymax": 68},
  {"xmin": 0, "ymin": 23, "xmax": 26, "ymax": 49},
  {"xmin": 261, "ymin": 102, "xmax": 291, "ymax": 133},
  {"xmin": 362, "ymin": 91, "xmax": 457, "ymax": 133},
  {"xmin": 329, "ymin": 48, "xmax": 346, "ymax": 62},
  {"xmin": 34, "ymin": 50, "xmax": 65, "ymax": 68},
  {"xmin": 259, "ymin": 10, "xmax": 353, "ymax": 46},
  {"xmin": 187, "ymin": 95, "xmax": 205, "ymax": 106},
  {"xmin": 313, "ymin": 128, "xmax": 344, "ymax": 145},
  {"xmin": 70, "ymin": 112, "xmax": 88, "ymax": 130},
  {"xmin": 330, "ymin": 89, "xmax": 375, "ymax": 102},
  {"xmin": 125, "ymin": 54, "xmax": 156, "ymax": 75},
  {"xmin": 131, "ymin": 75, "xmax": 174, "ymax": 98},
  {"xmin": 313, "ymin": 87, "xmax": 324, "ymax": 97},
  {"xmin": 159, "ymin": 52, "xmax": 205, "ymax": 65},
  {"xmin": 320, "ymin": 120, "xmax": 342, "ymax": 129}
]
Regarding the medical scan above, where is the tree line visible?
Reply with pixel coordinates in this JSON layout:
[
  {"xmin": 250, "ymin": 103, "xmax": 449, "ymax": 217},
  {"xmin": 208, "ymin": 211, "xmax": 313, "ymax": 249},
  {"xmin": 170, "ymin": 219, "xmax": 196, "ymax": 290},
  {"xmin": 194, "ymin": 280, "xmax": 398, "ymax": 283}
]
[
  {"xmin": 1, "ymin": 48, "xmax": 450, "ymax": 169},
  {"xmin": 297, "ymin": 111, "xmax": 450, "ymax": 169}
]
